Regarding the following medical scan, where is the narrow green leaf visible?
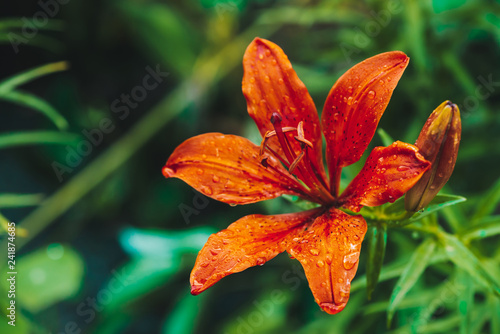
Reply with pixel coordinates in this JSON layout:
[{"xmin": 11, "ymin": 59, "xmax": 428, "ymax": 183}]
[
  {"xmin": 366, "ymin": 224, "xmax": 387, "ymax": 300},
  {"xmin": 377, "ymin": 128, "xmax": 395, "ymax": 147},
  {"xmin": 0, "ymin": 61, "xmax": 68, "ymax": 94},
  {"xmin": 472, "ymin": 176, "xmax": 500, "ymax": 221},
  {"xmin": 0, "ymin": 131, "xmax": 79, "ymax": 150},
  {"xmin": 410, "ymin": 194, "xmax": 467, "ymax": 221},
  {"xmin": 162, "ymin": 291, "xmax": 202, "ymax": 334},
  {"xmin": 460, "ymin": 216, "xmax": 500, "ymax": 241},
  {"xmin": 457, "ymin": 269, "xmax": 473, "ymax": 334},
  {"xmin": 439, "ymin": 232, "xmax": 500, "ymax": 297},
  {"xmin": 0, "ymin": 18, "xmax": 64, "ymax": 31},
  {"xmin": 0, "ymin": 193, "xmax": 44, "ymax": 208},
  {"xmin": 0, "ymin": 90, "xmax": 69, "ymax": 130},
  {"xmin": 387, "ymin": 238, "xmax": 436, "ymax": 326},
  {"xmin": 491, "ymin": 295, "xmax": 500, "ymax": 334}
]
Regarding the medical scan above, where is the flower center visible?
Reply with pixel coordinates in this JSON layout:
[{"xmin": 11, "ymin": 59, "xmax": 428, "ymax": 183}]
[{"xmin": 259, "ymin": 112, "xmax": 334, "ymax": 204}]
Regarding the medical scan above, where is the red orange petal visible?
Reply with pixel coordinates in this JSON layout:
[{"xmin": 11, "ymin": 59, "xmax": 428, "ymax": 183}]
[
  {"xmin": 163, "ymin": 133, "xmax": 307, "ymax": 204},
  {"xmin": 190, "ymin": 209, "xmax": 322, "ymax": 295},
  {"xmin": 242, "ymin": 38, "xmax": 327, "ymax": 187},
  {"xmin": 285, "ymin": 208, "xmax": 367, "ymax": 314},
  {"xmin": 338, "ymin": 141, "xmax": 431, "ymax": 212},
  {"xmin": 322, "ymin": 51, "xmax": 409, "ymax": 195}
]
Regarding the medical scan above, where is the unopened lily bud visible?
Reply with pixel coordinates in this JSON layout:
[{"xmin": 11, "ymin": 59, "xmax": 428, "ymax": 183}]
[{"xmin": 405, "ymin": 101, "xmax": 461, "ymax": 212}]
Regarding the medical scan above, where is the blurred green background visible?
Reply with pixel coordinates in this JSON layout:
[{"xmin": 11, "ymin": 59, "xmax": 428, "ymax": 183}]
[{"xmin": 0, "ymin": 0, "xmax": 499, "ymax": 333}]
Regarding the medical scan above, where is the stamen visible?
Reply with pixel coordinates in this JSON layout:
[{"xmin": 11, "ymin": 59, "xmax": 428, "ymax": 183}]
[
  {"xmin": 294, "ymin": 121, "xmax": 314, "ymax": 148},
  {"xmin": 259, "ymin": 127, "xmax": 297, "ymax": 157},
  {"xmin": 289, "ymin": 150, "xmax": 305, "ymax": 174}
]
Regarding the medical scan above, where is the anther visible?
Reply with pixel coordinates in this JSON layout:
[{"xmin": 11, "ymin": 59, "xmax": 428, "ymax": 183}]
[{"xmin": 288, "ymin": 150, "xmax": 305, "ymax": 174}]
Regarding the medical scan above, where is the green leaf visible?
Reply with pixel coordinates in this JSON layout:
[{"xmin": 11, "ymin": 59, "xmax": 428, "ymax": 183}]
[
  {"xmin": 0, "ymin": 131, "xmax": 79, "ymax": 150},
  {"xmin": 0, "ymin": 90, "xmax": 69, "ymax": 130},
  {"xmin": 387, "ymin": 238, "xmax": 436, "ymax": 326},
  {"xmin": 162, "ymin": 291, "xmax": 203, "ymax": 334},
  {"xmin": 377, "ymin": 128, "xmax": 395, "ymax": 147},
  {"xmin": 439, "ymin": 232, "xmax": 500, "ymax": 297},
  {"xmin": 1, "ymin": 244, "xmax": 84, "ymax": 312},
  {"xmin": 410, "ymin": 194, "xmax": 467, "ymax": 221},
  {"xmin": 0, "ymin": 193, "xmax": 44, "ymax": 208},
  {"xmin": 366, "ymin": 224, "xmax": 387, "ymax": 300},
  {"xmin": 472, "ymin": 176, "xmax": 500, "ymax": 222},
  {"xmin": 457, "ymin": 269, "xmax": 474, "ymax": 334},
  {"xmin": 0, "ymin": 61, "xmax": 68, "ymax": 94},
  {"xmin": 460, "ymin": 216, "xmax": 500, "ymax": 241},
  {"xmin": 282, "ymin": 195, "xmax": 320, "ymax": 210}
]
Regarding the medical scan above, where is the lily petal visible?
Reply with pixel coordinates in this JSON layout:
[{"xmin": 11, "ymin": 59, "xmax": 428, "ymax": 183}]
[
  {"xmin": 338, "ymin": 141, "xmax": 431, "ymax": 212},
  {"xmin": 286, "ymin": 208, "xmax": 367, "ymax": 314},
  {"xmin": 163, "ymin": 133, "xmax": 306, "ymax": 204},
  {"xmin": 190, "ymin": 209, "xmax": 323, "ymax": 295},
  {"xmin": 242, "ymin": 38, "xmax": 327, "ymax": 186},
  {"xmin": 322, "ymin": 51, "xmax": 409, "ymax": 195}
]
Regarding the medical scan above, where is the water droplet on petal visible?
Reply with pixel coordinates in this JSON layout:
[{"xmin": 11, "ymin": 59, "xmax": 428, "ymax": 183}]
[
  {"xmin": 309, "ymin": 248, "xmax": 320, "ymax": 256},
  {"xmin": 256, "ymin": 257, "xmax": 266, "ymax": 266},
  {"xmin": 212, "ymin": 175, "xmax": 220, "ymax": 183},
  {"xmin": 325, "ymin": 254, "xmax": 332, "ymax": 264},
  {"xmin": 201, "ymin": 185, "xmax": 213, "ymax": 195},
  {"xmin": 162, "ymin": 167, "xmax": 174, "ymax": 178},
  {"xmin": 316, "ymin": 260, "xmax": 325, "ymax": 268},
  {"xmin": 196, "ymin": 169, "xmax": 204, "ymax": 175},
  {"xmin": 368, "ymin": 90, "xmax": 376, "ymax": 99},
  {"xmin": 259, "ymin": 53, "xmax": 264, "ymax": 60},
  {"xmin": 210, "ymin": 248, "xmax": 221, "ymax": 256},
  {"xmin": 397, "ymin": 165, "xmax": 410, "ymax": 172},
  {"xmin": 321, "ymin": 282, "xmax": 327, "ymax": 287},
  {"xmin": 264, "ymin": 75, "xmax": 270, "ymax": 83},
  {"xmin": 343, "ymin": 252, "xmax": 360, "ymax": 270},
  {"xmin": 338, "ymin": 277, "xmax": 344, "ymax": 283},
  {"xmin": 278, "ymin": 78, "xmax": 284, "ymax": 85},
  {"xmin": 347, "ymin": 86, "xmax": 353, "ymax": 94},
  {"xmin": 200, "ymin": 261, "xmax": 210, "ymax": 267},
  {"xmin": 347, "ymin": 96, "xmax": 353, "ymax": 105}
]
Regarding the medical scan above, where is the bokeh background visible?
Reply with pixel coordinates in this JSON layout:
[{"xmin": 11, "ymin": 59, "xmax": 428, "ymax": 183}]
[{"xmin": 1, "ymin": 0, "xmax": 499, "ymax": 333}]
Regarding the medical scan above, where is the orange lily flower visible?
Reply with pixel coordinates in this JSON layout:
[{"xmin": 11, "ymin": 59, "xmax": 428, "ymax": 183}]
[{"xmin": 162, "ymin": 38, "xmax": 431, "ymax": 314}]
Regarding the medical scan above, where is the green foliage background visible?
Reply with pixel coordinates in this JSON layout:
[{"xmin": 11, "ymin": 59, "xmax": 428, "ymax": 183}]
[{"xmin": 0, "ymin": 0, "xmax": 499, "ymax": 333}]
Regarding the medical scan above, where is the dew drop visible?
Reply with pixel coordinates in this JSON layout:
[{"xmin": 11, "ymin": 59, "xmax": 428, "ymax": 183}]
[
  {"xmin": 210, "ymin": 248, "xmax": 220, "ymax": 256},
  {"xmin": 264, "ymin": 75, "xmax": 271, "ymax": 83},
  {"xmin": 430, "ymin": 185, "xmax": 436, "ymax": 190},
  {"xmin": 278, "ymin": 78, "xmax": 284, "ymax": 85},
  {"xmin": 196, "ymin": 169, "xmax": 204, "ymax": 175},
  {"xmin": 229, "ymin": 203, "xmax": 237, "ymax": 207},
  {"xmin": 325, "ymin": 254, "xmax": 332, "ymax": 264},
  {"xmin": 309, "ymin": 248, "xmax": 320, "ymax": 256},
  {"xmin": 438, "ymin": 173, "xmax": 444, "ymax": 178},
  {"xmin": 256, "ymin": 257, "xmax": 266, "ymax": 266},
  {"xmin": 249, "ymin": 77, "xmax": 255, "ymax": 83},
  {"xmin": 201, "ymin": 185, "xmax": 213, "ymax": 195},
  {"xmin": 347, "ymin": 86, "xmax": 353, "ymax": 94},
  {"xmin": 368, "ymin": 90, "xmax": 376, "ymax": 99},
  {"xmin": 347, "ymin": 96, "xmax": 353, "ymax": 105},
  {"xmin": 265, "ymin": 49, "xmax": 271, "ymax": 57},
  {"xmin": 343, "ymin": 251, "xmax": 360, "ymax": 270},
  {"xmin": 337, "ymin": 278, "xmax": 344, "ymax": 283},
  {"xmin": 212, "ymin": 175, "xmax": 220, "ymax": 183},
  {"xmin": 397, "ymin": 165, "xmax": 410, "ymax": 171},
  {"xmin": 200, "ymin": 261, "xmax": 210, "ymax": 268},
  {"xmin": 386, "ymin": 76, "xmax": 392, "ymax": 82},
  {"xmin": 224, "ymin": 179, "xmax": 235, "ymax": 189},
  {"xmin": 321, "ymin": 282, "xmax": 327, "ymax": 287},
  {"xmin": 379, "ymin": 79, "xmax": 384, "ymax": 85},
  {"xmin": 316, "ymin": 260, "xmax": 325, "ymax": 268},
  {"xmin": 259, "ymin": 53, "xmax": 264, "ymax": 60},
  {"xmin": 162, "ymin": 167, "xmax": 174, "ymax": 178}
]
